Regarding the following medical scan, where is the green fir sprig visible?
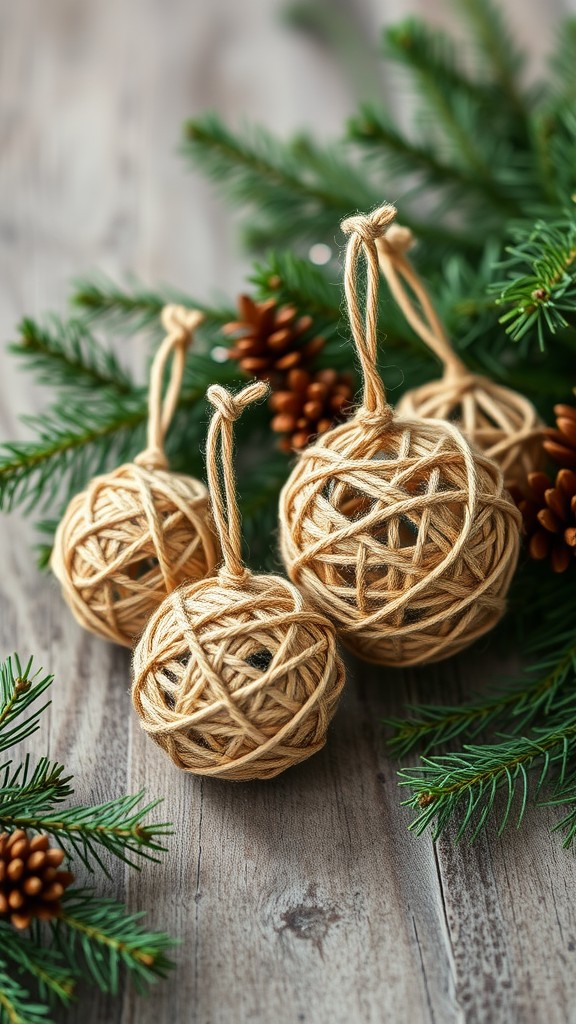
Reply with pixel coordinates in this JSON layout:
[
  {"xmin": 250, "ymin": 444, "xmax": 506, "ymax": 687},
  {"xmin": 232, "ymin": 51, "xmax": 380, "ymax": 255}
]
[
  {"xmin": 386, "ymin": 629, "xmax": 576, "ymax": 759},
  {"xmin": 400, "ymin": 711, "xmax": 576, "ymax": 843},
  {"xmin": 0, "ymin": 656, "xmax": 176, "ymax": 1019}
]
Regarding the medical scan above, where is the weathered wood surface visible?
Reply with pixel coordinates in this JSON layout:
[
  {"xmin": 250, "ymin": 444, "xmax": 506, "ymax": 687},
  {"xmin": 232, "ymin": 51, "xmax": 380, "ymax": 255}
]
[{"xmin": 1, "ymin": 1, "xmax": 576, "ymax": 1022}]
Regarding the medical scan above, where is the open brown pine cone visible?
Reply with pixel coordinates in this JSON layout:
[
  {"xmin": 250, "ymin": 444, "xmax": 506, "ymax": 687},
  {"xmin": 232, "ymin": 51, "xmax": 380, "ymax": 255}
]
[
  {"xmin": 512, "ymin": 468, "xmax": 576, "ymax": 573},
  {"xmin": 0, "ymin": 830, "xmax": 74, "ymax": 929},
  {"xmin": 222, "ymin": 295, "xmax": 325, "ymax": 381},
  {"xmin": 543, "ymin": 402, "xmax": 576, "ymax": 468},
  {"xmin": 270, "ymin": 368, "xmax": 354, "ymax": 450}
]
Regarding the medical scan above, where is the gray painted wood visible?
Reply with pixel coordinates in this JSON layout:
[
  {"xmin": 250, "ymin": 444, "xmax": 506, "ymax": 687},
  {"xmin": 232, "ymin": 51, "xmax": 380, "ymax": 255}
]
[{"xmin": 0, "ymin": 2, "xmax": 575, "ymax": 1022}]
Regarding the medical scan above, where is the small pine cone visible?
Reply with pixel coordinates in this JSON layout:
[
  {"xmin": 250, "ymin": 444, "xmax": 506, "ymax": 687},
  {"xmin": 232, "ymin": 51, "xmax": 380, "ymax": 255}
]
[
  {"xmin": 543, "ymin": 401, "xmax": 576, "ymax": 468},
  {"xmin": 270, "ymin": 368, "xmax": 354, "ymax": 451},
  {"xmin": 222, "ymin": 295, "xmax": 325, "ymax": 381},
  {"xmin": 0, "ymin": 830, "xmax": 74, "ymax": 929},
  {"xmin": 513, "ymin": 469, "xmax": 576, "ymax": 573}
]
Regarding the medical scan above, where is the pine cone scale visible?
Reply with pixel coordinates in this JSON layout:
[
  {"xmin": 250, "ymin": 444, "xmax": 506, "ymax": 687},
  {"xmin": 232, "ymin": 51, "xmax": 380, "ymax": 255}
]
[
  {"xmin": 516, "ymin": 468, "xmax": 576, "ymax": 573},
  {"xmin": 543, "ymin": 403, "xmax": 576, "ymax": 468},
  {"xmin": 223, "ymin": 294, "xmax": 326, "ymax": 383},
  {"xmin": 0, "ymin": 830, "xmax": 74, "ymax": 929}
]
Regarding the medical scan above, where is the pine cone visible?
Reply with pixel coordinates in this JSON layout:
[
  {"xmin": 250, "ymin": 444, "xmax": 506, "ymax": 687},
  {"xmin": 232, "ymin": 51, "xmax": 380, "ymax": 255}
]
[
  {"xmin": 270, "ymin": 368, "xmax": 354, "ymax": 451},
  {"xmin": 0, "ymin": 830, "xmax": 74, "ymax": 929},
  {"xmin": 543, "ymin": 402, "xmax": 576, "ymax": 468},
  {"xmin": 513, "ymin": 469, "xmax": 576, "ymax": 573},
  {"xmin": 223, "ymin": 295, "xmax": 325, "ymax": 381}
]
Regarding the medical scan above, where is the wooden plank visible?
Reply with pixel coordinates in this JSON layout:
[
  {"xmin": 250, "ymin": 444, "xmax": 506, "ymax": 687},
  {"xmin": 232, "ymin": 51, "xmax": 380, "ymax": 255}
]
[{"xmin": 0, "ymin": 1, "xmax": 575, "ymax": 1023}]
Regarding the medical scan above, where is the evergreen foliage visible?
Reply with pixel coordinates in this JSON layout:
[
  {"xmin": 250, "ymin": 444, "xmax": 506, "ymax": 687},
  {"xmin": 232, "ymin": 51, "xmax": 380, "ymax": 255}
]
[
  {"xmin": 0, "ymin": 656, "xmax": 175, "ymax": 1021},
  {"xmin": 2, "ymin": 0, "xmax": 576, "ymax": 844}
]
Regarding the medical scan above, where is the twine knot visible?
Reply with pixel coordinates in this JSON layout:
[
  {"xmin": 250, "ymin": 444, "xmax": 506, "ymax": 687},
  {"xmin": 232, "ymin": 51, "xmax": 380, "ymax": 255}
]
[
  {"xmin": 207, "ymin": 381, "xmax": 269, "ymax": 422},
  {"xmin": 355, "ymin": 405, "xmax": 394, "ymax": 430},
  {"xmin": 218, "ymin": 565, "xmax": 251, "ymax": 587},
  {"xmin": 161, "ymin": 304, "xmax": 204, "ymax": 341},
  {"xmin": 134, "ymin": 446, "xmax": 169, "ymax": 471},
  {"xmin": 341, "ymin": 204, "xmax": 397, "ymax": 244},
  {"xmin": 379, "ymin": 223, "xmax": 414, "ymax": 256}
]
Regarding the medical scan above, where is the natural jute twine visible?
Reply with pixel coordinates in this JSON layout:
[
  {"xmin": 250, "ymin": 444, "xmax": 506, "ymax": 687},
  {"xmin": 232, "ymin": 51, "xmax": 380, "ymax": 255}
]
[
  {"xmin": 132, "ymin": 380, "xmax": 345, "ymax": 780},
  {"xmin": 279, "ymin": 205, "xmax": 521, "ymax": 666},
  {"xmin": 51, "ymin": 305, "xmax": 219, "ymax": 648},
  {"xmin": 377, "ymin": 225, "xmax": 544, "ymax": 485}
]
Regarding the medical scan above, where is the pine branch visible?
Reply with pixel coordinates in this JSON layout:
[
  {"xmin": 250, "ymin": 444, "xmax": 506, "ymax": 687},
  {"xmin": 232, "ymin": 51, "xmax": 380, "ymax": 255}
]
[
  {"xmin": 0, "ymin": 924, "xmax": 74, "ymax": 1006},
  {"xmin": 0, "ymin": 396, "xmax": 148, "ymax": 513},
  {"xmin": 455, "ymin": 0, "xmax": 527, "ymax": 117},
  {"xmin": 251, "ymin": 250, "xmax": 341, "ymax": 325},
  {"xmin": 400, "ymin": 710, "xmax": 576, "ymax": 842},
  {"xmin": 72, "ymin": 274, "xmax": 235, "ymax": 335},
  {"xmin": 0, "ymin": 958, "xmax": 53, "ymax": 1024},
  {"xmin": 546, "ymin": 771, "xmax": 576, "ymax": 847},
  {"xmin": 383, "ymin": 19, "xmax": 524, "ymax": 214},
  {"xmin": 494, "ymin": 214, "xmax": 576, "ymax": 347},
  {"xmin": 0, "ymin": 757, "xmax": 73, "ymax": 819},
  {"xmin": 250, "ymin": 248, "xmax": 437, "ymax": 378},
  {"xmin": 0, "ymin": 657, "xmax": 53, "ymax": 754},
  {"xmin": 1, "ymin": 792, "xmax": 171, "ymax": 874},
  {"xmin": 349, "ymin": 104, "xmax": 484, "ymax": 197},
  {"xmin": 53, "ymin": 889, "xmax": 175, "ymax": 995},
  {"xmin": 386, "ymin": 632, "xmax": 576, "ymax": 758},
  {"xmin": 183, "ymin": 113, "xmax": 379, "ymax": 249},
  {"xmin": 11, "ymin": 317, "xmax": 133, "ymax": 393},
  {"xmin": 0, "ymin": 312, "xmax": 243, "ymax": 527}
]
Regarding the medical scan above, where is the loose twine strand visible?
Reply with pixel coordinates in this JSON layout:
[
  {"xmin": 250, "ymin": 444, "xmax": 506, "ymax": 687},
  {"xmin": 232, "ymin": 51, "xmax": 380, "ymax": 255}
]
[
  {"xmin": 134, "ymin": 304, "xmax": 204, "ymax": 471},
  {"xmin": 206, "ymin": 381, "xmax": 270, "ymax": 583},
  {"xmin": 375, "ymin": 225, "xmax": 466, "ymax": 378},
  {"xmin": 340, "ymin": 204, "xmax": 397, "ymax": 422}
]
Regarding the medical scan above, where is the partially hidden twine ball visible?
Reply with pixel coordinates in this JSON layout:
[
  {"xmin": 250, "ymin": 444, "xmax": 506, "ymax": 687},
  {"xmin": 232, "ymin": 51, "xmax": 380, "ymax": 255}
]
[
  {"xmin": 132, "ymin": 573, "xmax": 345, "ymax": 780},
  {"xmin": 51, "ymin": 462, "xmax": 219, "ymax": 648},
  {"xmin": 279, "ymin": 412, "xmax": 522, "ymax": 667},
  {"xmin": 396, "ymin": 374, "xmax": 544, "ymax": 487}
]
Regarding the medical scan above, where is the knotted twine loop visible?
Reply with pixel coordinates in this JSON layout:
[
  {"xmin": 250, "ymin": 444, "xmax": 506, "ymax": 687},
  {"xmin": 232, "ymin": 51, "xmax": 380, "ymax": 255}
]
[
  {"xmin": 50, "ymin": 304, "xmax": 219, "ymax": 648},
  {"xmin": 340, "ymin": 205, "xmax": 397, "ymax": 426},
  {"xmin": 131, "ymin": 379, "xmax": 346, "ymax": 780},
  {"xmin": 206, "ymin": 381, "xmax": 269, "ymax": 585},
  {"xmin": 135, "ymin": 304, "xmax": 204, "ymax": 471},
  {"xmin": 376, "ymin": 225, "xmax": 466, "ymax": 380},
  {"xmin": 278, "ymin": 203, "xmax": 522, "ymax": 667},
  {"xmin": 377, "ymin": 226, "xmax": 544, "ymax": 484}
]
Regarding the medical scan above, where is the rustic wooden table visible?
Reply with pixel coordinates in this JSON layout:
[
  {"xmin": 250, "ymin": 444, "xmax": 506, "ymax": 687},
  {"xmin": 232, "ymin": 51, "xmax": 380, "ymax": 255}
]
[{"xmin": 1, "ymin": 2, "xmax": 576, "ymax": 1022}]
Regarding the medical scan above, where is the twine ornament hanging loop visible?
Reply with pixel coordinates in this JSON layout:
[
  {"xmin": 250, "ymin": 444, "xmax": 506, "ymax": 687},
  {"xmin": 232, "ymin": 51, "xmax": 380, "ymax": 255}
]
[
  {"xmin": 340, "ymin": 204, "xmax": 396, "ymax": 423},
  {"xmin": 377, "ymin": 226, "xmax": 544, "ymax": 483},
  {"xmin": 279, "ymin": 203, "xmax": 521, "ymax": 667},
  {"xmin": 132, "ymin": 380, "xmax": 345, "ymax": 780},
  {"xmin": 51, "ymin": 304, "xmax": 219, "ymax": 648},
  {"xmin": 376, "ymin": 225, "xmax": 466, "ymax": 380},
  {"xmin": 206, "ymin": 380, "xmax": 269, "ymax": 585},
  {"xmin": 134, "ymin": 304, "xmax": 204, "ymax": 471}
]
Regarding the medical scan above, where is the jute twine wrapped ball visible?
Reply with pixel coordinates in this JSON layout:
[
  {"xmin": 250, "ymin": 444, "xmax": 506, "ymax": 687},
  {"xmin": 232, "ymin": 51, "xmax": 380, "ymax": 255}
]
[
  {"xmin": 132, "ymin": 382, "xmax": 345, "ymax": 780},
  {"xmin": 377, "ymin": 225, "xmax": 544, "ymax": 486},
  {"xmin": 279, "ymin": 206, "xmax": 522, "ymax": 667},
  {"xmin": 51, "ymin": 306, "xmax": 219, "ymax": 647}
]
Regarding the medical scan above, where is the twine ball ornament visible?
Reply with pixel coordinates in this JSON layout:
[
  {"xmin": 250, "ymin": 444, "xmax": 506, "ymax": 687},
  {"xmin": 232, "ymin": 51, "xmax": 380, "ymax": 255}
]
[
  {"xmin": 377, "ymin": 225, "xmax": 543, "ymax": 486},
  {"xmin": 51, "ymin": 306, "xmax": 220, "ymax": 647},
  {"xmin": 279, "ymin": 205, "xmax": 522, "ymax": 667},
  {"xmin": 132, "ymin": 380, "xmax": 345, "ymax": 781}
]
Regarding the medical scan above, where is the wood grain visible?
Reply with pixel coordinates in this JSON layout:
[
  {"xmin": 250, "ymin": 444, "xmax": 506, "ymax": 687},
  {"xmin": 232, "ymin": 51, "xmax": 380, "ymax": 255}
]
[{"xmin": 1, "ymin": 1, "xmax": 576, "ymax": 1022}]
